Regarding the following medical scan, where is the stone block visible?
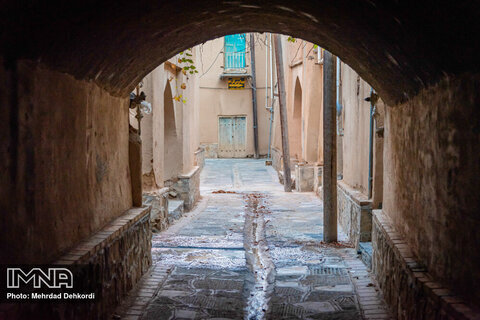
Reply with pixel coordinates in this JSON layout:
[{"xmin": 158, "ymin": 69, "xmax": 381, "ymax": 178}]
[
  {"xmin": 173, "ymin": 166, "xmax": 201, "ymax": 211},
  {"xmin": 359, "ymin": 242, "xmax": 373, "ymax": 270},
  {"xmin": 314, "ymin": 166, "xmax": 323, "ymax": 196},
  {"xmin": 194, "ymin": 147, "xmax": 206, "ymax": 169},
  {"xmin": 271, "ymin": 148, "xmax": 282, "ymax": 172},
  {"xmin": 200, "ymin": 143, "xmax": 218, "ymax": 158},
  {"xmin": 277, "ymin": 169, "xmax": 296, "ymax": 189},
  {"xmin": 294, "ymin": 164, "xmax": 315, "ymax": 192},
  {"xmin": 168, "ymin": 200, "xmax": 185, "ymax": 223},
  {"xmin": 337, "ymin": 180, "xmax": 372, "ymax": 249},
  {"xmin": 143, "ymin": 188, "xmax": 169, "ymax": 232}
]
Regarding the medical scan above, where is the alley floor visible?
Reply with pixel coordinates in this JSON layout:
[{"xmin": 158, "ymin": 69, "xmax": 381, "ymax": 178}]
[{"xmin": 118, "ymin": 159, "xmax": 391, "ymax": 320}]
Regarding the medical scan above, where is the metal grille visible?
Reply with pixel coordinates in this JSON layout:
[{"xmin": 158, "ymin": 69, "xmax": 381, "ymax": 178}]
[{"xmin": 224, "ymin": 34, "xmax": 246, "ymax": 70}]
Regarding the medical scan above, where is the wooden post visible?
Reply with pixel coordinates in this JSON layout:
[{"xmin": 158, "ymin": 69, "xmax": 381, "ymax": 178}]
[
  {"xmin": 323, "ymin": 50, "xmax": 338, "ymax": 242},
  {"xmin": 273, "ymin": 34, "xmax": 292, "ymax": 192},
  {"xmin": 249, "ymin": 33, "xmax": 259, "ymax": 159},
  {"xmin": 129, "ymin": 125, "xmax": 143, "ymax": 207}
]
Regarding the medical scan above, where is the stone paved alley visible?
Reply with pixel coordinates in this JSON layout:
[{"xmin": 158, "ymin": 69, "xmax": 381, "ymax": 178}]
[{"xmin": 118, "ymin": 159, "xmax": 392, "ymax": 320}]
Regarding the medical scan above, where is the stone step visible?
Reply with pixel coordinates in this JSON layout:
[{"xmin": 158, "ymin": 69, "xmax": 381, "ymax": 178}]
[
  {"xmin": 359, "ymin": 242, "xmax": 373, "ymax": 270},
  {"xmin": 168, "ymin": 200, "xmax": 185, "ymax": 223}
]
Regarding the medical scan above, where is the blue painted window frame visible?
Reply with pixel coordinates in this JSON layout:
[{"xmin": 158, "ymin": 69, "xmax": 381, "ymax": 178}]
[{"xmin": 224, "ymin": 34, "xmax": 246, "ymax": 69}]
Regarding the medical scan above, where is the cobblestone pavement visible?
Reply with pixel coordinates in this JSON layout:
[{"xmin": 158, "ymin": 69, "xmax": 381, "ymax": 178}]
[{"xmin": 118, "ymin": 159, "xmax": 392, "ymax": 320}]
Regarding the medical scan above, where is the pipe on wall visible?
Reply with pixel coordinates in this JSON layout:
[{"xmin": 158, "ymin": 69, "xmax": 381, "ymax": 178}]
[
  {"xmin": 336, "ymin": 57, "xmax": 343, "ymax": 136},
  {"xmin": 249, "ymin": 33, "xmax": 259, "ymax": 159},
  {"xmin": 267, "ymin": 33, "xmax": 274, "ymax": 159},
  {"xmin": 367, "ymin": 87, "xmax": 376, "ymax": 199}
]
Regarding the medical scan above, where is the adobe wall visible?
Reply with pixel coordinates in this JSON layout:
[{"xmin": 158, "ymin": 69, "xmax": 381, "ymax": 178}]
[
  {"xmin": 284, "ymin": 40, "xmax": 323, "ymax": 164},
  {"xmin": 0, "ymin": 60, "xmax": 132, "ymax": 264},
  {"xmin": 136, "ymin": 74, "xmax": 154, "ymax": 176},
  {"xmin": 382, "ymin": 74, "xmax": 480, "ymax": 306},
  {"xmin": 132, "ymin": 51, "xmax": 201, "ymax": 183},
  {"xmin": 285, "ymin": 40, "xmax": 303, "ymax": 161},
  {"xmin": 302, "ymin": 46, "xmax": 323, "ymax": 165},
  {"xmin": 340, "ymin": 63, "xmax": 372, "ymax": 194},
  {"xmin": 372, "ymin": 100, "xmax": 385, "ymax": 209},
  {"xmin": 334, "ymin": 63, "xmax": 376, "ymax": 245},
  {"xmin": 272, "ymin": 39, "xmax": 323, "ymax": 189},
  {"xmin": 130, "ymin": 63, "xmax": 177, "ymax": 186}
]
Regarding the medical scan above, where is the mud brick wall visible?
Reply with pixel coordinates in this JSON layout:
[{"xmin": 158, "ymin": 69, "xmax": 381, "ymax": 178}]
[
  {"xmin": 382, "ymin": 75, "xmax": 480, "ymax": 304},
  {"xmin": 0, "ymin": 61, "xmax": 133, "ymax": 264}
]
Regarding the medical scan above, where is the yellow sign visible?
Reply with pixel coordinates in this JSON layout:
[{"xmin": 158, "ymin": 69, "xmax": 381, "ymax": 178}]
[{"xmin": 228, "ymin": 77, "xmax": 245, "ymax": 90}]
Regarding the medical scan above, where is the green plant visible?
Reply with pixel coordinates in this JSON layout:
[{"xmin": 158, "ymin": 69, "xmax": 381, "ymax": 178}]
[
  {"xmin": 173, "ymin": 48, "xmax": 198, "ymax": 103},
  {"xmin": 178, "ymin": 49, "xmax": 199, "ymax": 75}
]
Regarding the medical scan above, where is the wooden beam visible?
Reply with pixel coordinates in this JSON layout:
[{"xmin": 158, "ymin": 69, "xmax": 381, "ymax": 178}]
[{"xmin": 323, "ymin": 50, "xmax": 338, "ymax": 242}]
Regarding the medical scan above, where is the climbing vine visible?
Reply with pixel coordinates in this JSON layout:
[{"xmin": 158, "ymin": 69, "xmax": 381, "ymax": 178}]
[
  {"xmin": 178, "ymin": 49, "xmax": 199, "ymax": 75},
  {"xmin": 172, "ymin": 48, "xmax": 199, "ymax": 103}
]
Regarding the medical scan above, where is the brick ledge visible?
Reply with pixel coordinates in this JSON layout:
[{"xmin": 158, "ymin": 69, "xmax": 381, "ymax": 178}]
[
  {"xmin": 337, "ymin": 180, "xmax": 371, "ymax": 207},
  {"xmin": 373, "ymin": 210, "xmax": 480, "ymax": 320},
  {"xmin": 178, "ymin": 166, "xmax": 200, "ymax": 179},
  {"xmin": 55, "ymin": 206, "xmax": 151, "ymax": 264}
]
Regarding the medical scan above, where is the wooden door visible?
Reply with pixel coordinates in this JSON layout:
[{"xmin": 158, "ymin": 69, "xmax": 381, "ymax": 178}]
[{"xmin": 218, "ymin": 116, "xmax": 247, "ymax": 158}]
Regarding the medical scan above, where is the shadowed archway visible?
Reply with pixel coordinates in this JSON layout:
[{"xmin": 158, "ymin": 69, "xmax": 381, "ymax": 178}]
[
  {"xmin": 2, "ymin": 1, "xmax": 479, "ymax": 104},
  {"xmin": 291, "ymin": 77, "xmax": 302, "ymax": 160},
  {"xmin": 163, "ymin": 81, "xmax": 182, "ymax": 183}
]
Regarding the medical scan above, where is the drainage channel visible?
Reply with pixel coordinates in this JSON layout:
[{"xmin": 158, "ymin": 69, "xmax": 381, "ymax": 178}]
[
  {"xmin": 243, "ymin": 193, "xmax": 276, "ymax": 320},
  {"xmin": 151, "ymin": 245, "xmax": 245, "ymax": 251}
]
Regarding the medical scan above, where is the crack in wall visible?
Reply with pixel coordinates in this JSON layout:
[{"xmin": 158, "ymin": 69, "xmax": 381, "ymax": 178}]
[{"xmin": 243, "ymin": 193, "xmax": 276, "ymax": 320}]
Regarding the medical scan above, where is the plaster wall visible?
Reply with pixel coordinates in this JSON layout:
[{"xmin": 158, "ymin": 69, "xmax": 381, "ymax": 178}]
[
  {"xmin": 198, "ymin": 34, "xmax": 272, "ymax": 157},
  {"xmin": 130, "ymin": 51, "xmax": 201, "ymax": 187},
  {"xmin": 283, "ymin": 39, "xmax": 304, "ymax": 162},
  {"xmin": 274, "ymin": 39, "xmax": 324, "ymax": 165},
  {"xmin": 302, "ymin": 47, "xmax": 324, "ymax": 165},
  {"xmin": 290, "ymin": 77, "xmax": 303, "ymax": 161},
  {"xmin": 129, "ymin": 65, "xmax": 169, "ymax": 186},
  {"xmin": 164, "ymin": 82, "xmax": 183, "ymax": 182},
  {"xmin": 181, "ymin": 53, "xmax": 201, "ymax": 172},
  {"xmin": 372, "ymin": 100, "xmax": 385, "ymax": 209},
  {"xmin": 340, "ymin": 63, "xmax": 372, "ymax": 194},
  {"xmin": 383, "ymin": 74, "xmax": 480, "ymax": 305},
  {"xmin": 136, "ymin": 76, "xmax": 154, "ymax": 176},
  {"xmin": 0, "ymin": 60, "xmax": 132, "ymax": 263}
]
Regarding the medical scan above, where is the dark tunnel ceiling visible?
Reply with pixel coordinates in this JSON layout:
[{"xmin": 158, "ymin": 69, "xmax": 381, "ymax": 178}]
[{"xmin": 1, "ymin": 0, "xmax": 479, "ymax": 104}]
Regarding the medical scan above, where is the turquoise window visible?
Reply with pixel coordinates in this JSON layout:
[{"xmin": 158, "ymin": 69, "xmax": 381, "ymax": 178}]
[{"xmin": 224, "ymin": 34, "xmax": 246, "ymax": 69}]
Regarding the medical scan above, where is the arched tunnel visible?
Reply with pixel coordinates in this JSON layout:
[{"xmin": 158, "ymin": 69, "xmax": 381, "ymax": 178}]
[{"xmin": 1, "ymin": 1, "xmax": 479, "ymax": 319}]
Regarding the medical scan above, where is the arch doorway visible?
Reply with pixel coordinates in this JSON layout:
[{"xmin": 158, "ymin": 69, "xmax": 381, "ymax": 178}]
[
  {"xmin": 290, "ymin": 77, "xmax": 303, "ymax": 161},
  {"xmin": 163, "ymin": 81, "xmax": 183, "ymax": 184}
]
